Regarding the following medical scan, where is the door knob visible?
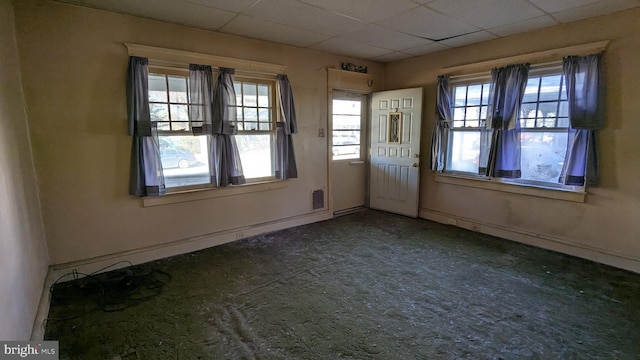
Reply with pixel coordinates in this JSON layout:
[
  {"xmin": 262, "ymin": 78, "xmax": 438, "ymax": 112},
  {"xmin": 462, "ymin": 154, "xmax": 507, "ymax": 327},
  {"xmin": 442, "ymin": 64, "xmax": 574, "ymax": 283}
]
[{"xmin": 412, "ymin": 162, "xmax": 419, "ymax": 167}]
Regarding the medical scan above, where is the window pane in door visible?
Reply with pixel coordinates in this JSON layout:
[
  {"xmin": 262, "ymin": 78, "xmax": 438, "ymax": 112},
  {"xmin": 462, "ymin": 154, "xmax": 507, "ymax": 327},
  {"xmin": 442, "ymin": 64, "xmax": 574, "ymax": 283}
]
[
  {"xmin": 333, "ymin": 99, "xmax": 360, "ymax": 116},
  {"xmin": 333, "ymin": 115, "xmax": 360, "ymax": 130},
  {"xmin": 332, "ymin": 98, "xmax": 362, "ymax": 160}
]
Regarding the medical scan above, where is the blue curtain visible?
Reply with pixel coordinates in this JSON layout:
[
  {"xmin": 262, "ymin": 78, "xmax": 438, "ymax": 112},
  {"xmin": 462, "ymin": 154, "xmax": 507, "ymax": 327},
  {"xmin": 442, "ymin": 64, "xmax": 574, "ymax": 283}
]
[
  {"xmin": 189, "ymin": 64, "xmax": 213, "ymax": 136},
  {"xmin": 480, "ymin": 64, "xmax": 529, "ymax": 178},
  {"xmin": 430, "ymin": 75, "xmax": 452, "ymax": 172},
  {"xmin": 560, "ymin": 53, "xmax": 603, "ymax": 187},
  {"xmin": 210, "ymin": 67, "xmax": 246, "ymax": 186},
  {"xmin": 127, "ymin": 56, "xmax": 165, "ymax": 196},
  {"xmin": 275, "ymin": 74, "xmax": 298, "ymax": 179}
]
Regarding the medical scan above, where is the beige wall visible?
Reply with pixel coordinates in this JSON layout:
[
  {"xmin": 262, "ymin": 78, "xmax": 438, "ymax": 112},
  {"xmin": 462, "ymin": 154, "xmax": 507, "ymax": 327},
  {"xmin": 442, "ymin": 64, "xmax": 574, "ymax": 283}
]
[
  {"xmin": 8, "ymin": 0, "xmax": 639, "ymax": 339},
  {"xmin": 0, "ymin": 0, "xmax": 49, "ymax": 340},
  {"xmin": 385, "ymin": 9, "xmax": 640, "ymax": 271},
  {"xmin": 12, "ymin": 0, "xmax": 383, "ymax": 265}
]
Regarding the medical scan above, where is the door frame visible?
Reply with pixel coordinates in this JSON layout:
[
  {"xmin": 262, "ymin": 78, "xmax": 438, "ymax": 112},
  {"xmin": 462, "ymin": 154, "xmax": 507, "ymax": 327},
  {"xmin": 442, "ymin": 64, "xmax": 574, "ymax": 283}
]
[
  {"xmin": 326, "ymin": 68, "xmax": 383, "ymax": 217},
  {"xmin": 330, "ymin": 90, "xmax": 371, "ymax": 214}
]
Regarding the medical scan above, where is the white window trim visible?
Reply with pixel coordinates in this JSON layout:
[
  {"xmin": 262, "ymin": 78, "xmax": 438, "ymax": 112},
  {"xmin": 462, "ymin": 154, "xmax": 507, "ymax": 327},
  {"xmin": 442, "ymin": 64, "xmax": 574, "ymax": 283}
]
[
  {"xmin": 125, "ymin": 43, "xmax": 285, "ymax": 75},
  {"xmin": 142, "ymin": 179, "xmax": 288, "ymax": 207},
  {"xmin": 443, "ymin": 72, "xmax": 582, "ymax": 196},
  {"xmin": 149, "ymin": 70, "xmax": 280, "ymax": 188},
  {"xmin": 439, "ymin": 40, "xmax": 609, "ymax": 76},
  {"xmin": 435, "ymin": 172, "xmax": 586, "ymax": 203},
  {"xmin": 437, "ymin": 41, "xmax": 610, "ymax": 200},
  {"xmin": 126, "ymin": 43, "xmax": 289, "ymax": 201}
]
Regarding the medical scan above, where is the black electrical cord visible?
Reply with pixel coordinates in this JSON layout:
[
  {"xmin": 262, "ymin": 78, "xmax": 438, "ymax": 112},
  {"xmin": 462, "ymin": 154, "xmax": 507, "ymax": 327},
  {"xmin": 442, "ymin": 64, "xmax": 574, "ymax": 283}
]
[{"xmin": 45, "ymin": 262, "xmax": 171, "ymax": 325}]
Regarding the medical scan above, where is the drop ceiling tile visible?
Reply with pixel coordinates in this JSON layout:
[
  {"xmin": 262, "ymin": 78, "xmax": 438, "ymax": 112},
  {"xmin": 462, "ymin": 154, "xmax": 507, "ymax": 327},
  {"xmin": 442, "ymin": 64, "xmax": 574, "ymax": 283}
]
[
  {"xmin": 552, "ymin": 0, "xmax": 640, "ymax": 23},
  {"xmin": 297, "ymin": 0, "xmax": 419, "ymax": 22},
  {"xmin": 242, "ymin": 0, "xmax": 364, "ymax": 36},
  {"xmin": 221, "ymin": 15, "xmax": 330, "ymax": 47},
  {"xmin": 488, "ymin": 15, "xmax": 558, "ymax": 37},
  {"xmin": 427, "ymin": 0, "xmax": 545, "ymax": 29},
  {"xmin": 528, "ymin": 0, "xmax": 607, "ymax": 13},
  {"xmin": 77, "ymin": 0, "xmax": 148, "ymax": 13},
  {"xmin": 58, "ymin": 0, "xmax": 639, "ymax": 63},
  {"xmin": 185, "ymin": 0, "xmax": 259, "ymax": 13},
  {"xmin": 438, "ymin": 30, "xmax": 497, "ymax": 48},
  {"xmin": 341, "ymin": 25, "xmax": 432, "ymax": 51},
  {"xmin": 82, "ymin": 0, "xmax": 235, "ymax": 30},
  {"xmin": 376, "ymin": 6, "xmax": 479, "ymax": 40},
  {"xmin": 402, "ymin": 41, "xmax": 450, "ymax": 56},
  {"xmin": 371, "ymin": 51, "xmax": 414, "ymax": 63},
  {"xmin": 309, "ymin": 37, "xmax": 390, "ymax": 59}
]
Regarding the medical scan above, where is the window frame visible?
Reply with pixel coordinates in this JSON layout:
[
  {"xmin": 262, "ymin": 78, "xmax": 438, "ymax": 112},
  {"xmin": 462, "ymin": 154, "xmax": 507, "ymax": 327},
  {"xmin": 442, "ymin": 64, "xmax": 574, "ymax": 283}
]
[
  {"xmin": 443, "ymin": 64, "xmax": 585, "ymax": 194},
  {"xmin": 446, "ymin": 76, "xmax": 491, "ymax": 176},
  {"xmin": 331, "ymin": 93, "xmax": 366, "ymax": 161},
  {"xmin": 147, "ymin": 66, "xmax": 280, "ymax": 193},
  {"xmin": 232, "ymin": 75, "xmax": 279, "ymax": 183},
  {"xmin": 148, "ymin": 67, "xmax": 195, "ymax": 136}
]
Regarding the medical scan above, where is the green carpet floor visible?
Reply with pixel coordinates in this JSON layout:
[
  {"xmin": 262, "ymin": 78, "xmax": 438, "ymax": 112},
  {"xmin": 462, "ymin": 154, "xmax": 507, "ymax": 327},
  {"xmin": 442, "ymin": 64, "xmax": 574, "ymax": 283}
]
[{"xmin": 45, "ymin": 210, "xmax": 640, "ymax": 359}]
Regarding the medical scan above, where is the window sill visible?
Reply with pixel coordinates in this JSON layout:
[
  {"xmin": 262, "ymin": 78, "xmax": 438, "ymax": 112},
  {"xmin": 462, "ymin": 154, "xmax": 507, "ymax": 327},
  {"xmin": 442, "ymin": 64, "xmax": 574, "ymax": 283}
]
[
  {"xmin": 142, "ymin": 180, "xmax": 289, "ymax": 207},
  {"xmin": 433, "ymin": 172, "xmax": 586, "ymax": 203}
]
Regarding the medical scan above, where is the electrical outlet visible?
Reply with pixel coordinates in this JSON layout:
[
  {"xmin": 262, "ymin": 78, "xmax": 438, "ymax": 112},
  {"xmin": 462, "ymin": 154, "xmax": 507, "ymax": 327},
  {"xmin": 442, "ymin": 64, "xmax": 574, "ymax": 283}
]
[
  {"xmin": 236, "ymin": 232, "xmax": 245, "ymax": 240},
  {"xmin": 318, "ymin": 128, "xmax": 325, "ymax": 137}
]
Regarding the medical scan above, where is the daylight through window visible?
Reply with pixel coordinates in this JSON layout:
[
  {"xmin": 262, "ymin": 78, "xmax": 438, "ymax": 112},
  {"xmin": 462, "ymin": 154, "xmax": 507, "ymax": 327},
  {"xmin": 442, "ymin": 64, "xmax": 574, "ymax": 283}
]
[
  {"xmin": 332, "ymin": 99, "xmax": 362, "ymax": 160},
  {"xmin": 148, "ymin": 71, "xmax": 277, "ymax": 190},
  {"xmin": 446, "ymin": 67, "xmax": 571, "ymax": 184}
]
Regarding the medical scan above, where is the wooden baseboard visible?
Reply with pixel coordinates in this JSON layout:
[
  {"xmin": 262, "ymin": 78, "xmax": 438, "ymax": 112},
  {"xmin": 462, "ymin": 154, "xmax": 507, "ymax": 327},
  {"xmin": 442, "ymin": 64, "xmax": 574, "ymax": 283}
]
[
  {"xmin": 30, "ymin": 210, "xmax": 332, "ymax": 340},
  {"xmin": 419, "ymin": 208, "xmax": 640, "ymax": 274},
  {"xmin": 50, "ymin": 210, "xmax": 331, "ymax": 278},
  {"xmin": 30, "ymin": 268, "xmax": 55, "ymax": 341}
]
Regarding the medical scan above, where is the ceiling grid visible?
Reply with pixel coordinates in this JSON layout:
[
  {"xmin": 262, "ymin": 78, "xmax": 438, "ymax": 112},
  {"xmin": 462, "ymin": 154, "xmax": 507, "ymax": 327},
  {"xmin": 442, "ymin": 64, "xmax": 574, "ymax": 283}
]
[{"xmin": 57, "ymin": 0, "xmax": 640, "ymax": 62}]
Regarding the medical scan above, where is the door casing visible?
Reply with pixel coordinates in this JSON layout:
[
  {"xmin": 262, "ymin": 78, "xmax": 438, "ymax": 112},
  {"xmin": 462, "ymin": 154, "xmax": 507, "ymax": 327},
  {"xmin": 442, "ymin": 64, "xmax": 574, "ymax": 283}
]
[{"xmin": 331, "ymin": 91, "xmax": 369, "ymax": 214}]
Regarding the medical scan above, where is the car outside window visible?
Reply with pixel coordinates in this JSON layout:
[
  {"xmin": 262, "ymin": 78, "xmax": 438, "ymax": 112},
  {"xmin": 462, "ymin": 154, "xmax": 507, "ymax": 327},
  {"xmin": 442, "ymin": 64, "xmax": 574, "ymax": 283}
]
[{"xmin": 148, "ymin": 71, "xmax": 277, "ymax": 190}]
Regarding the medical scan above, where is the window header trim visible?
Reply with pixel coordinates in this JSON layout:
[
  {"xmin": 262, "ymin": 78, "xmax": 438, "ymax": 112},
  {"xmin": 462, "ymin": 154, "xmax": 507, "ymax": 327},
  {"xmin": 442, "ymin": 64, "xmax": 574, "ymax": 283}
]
[
  {"xmin": 125, "ymin": 43, "xmax": 286, "ymax": 76},
  {"xmin": 440, "ymin": 40, "xmax": 609, "ymax": 76}
]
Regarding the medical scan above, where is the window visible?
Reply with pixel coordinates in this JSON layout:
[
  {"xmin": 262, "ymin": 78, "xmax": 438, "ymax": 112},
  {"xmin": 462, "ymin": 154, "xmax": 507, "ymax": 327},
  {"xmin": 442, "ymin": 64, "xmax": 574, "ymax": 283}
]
[
  {"xmin": 148, "ymin": 70, "xmax": 276, "ymax": 190},
  {"xmin": 149, "ymin": 71, "xmax": 211, "ymax": 189},
  {"xmin": 519, "ymin": 71, "xmax": 569, "ymax": 183},
  {"xmin": 332, "ymin": 98, "xmax": 363, "ymax": 160},
  {"xmin": 446, "ymin": 67, "xmax": 571, "ymax": 185},
  {"xmin": 448, "ymin": 82, "xmax": 489, "ymax": 173},
  {"xmin": 232, "ymin": 79, "xmax": 276, "ymax": 180}
]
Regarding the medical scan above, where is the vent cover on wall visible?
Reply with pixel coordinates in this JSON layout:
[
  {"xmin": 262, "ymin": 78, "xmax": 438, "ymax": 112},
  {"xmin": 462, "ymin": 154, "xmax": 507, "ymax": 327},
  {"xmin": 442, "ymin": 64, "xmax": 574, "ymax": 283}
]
[{"xmin": 312, "ymin": 190, "xmax": 324, "ymax": 210}]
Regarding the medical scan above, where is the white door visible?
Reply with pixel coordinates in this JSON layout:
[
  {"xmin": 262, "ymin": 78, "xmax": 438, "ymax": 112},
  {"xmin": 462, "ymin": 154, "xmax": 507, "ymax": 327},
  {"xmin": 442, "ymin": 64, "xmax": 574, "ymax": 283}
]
[
  {"xmin": 369, "ymin": 88, "xmax": 423, "ymax": 217},
  {"xmin": 331, "ymin": 91, "xmax": 368, "ymax": 214}
]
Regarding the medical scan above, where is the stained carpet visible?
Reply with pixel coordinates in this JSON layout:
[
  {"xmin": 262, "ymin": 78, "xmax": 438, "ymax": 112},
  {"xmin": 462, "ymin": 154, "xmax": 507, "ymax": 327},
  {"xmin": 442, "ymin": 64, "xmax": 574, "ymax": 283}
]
[{"xmin": 45, "ymin": 210, "xmax": 640, "ymax": 359}]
